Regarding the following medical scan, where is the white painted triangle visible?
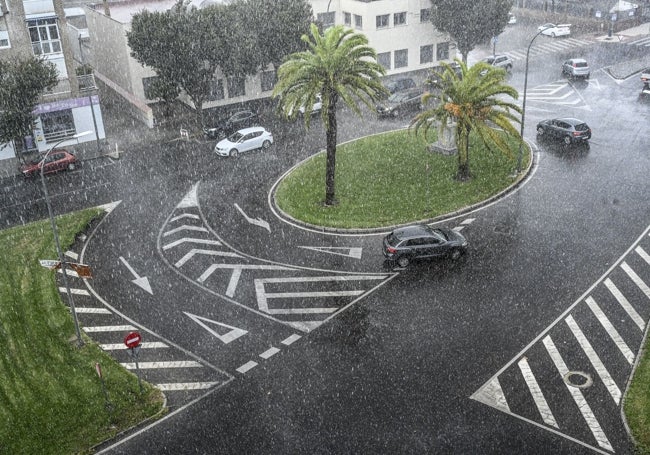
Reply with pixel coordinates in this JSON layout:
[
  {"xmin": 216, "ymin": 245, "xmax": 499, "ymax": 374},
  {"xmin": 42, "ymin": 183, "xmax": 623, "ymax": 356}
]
[
  {"xmin": 97, "ymin": 200, "xmax": 122, "ymax": 213},
  {"xmin": 298, "ymin": 246, "xmax": 362, "ymax": 259},
  {"xmin": 184, "ymin": 312, "xmax": 247, "ymax": 344},
  {"xmin": 471, "ymin": 377, "xmax": 510, "ymax": 413},
  {"xmin": 285, "ymin": 320, "xmax": 323, "ymax": 333},
  {"xmin": 177, "ymin": 182, "xmax": 200, "ymax": 209}
]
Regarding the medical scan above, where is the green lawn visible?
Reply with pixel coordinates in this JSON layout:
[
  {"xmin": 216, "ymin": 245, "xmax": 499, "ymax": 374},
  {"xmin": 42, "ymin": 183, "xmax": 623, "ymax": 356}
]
[
  {"xmin": 626, "ymin": 341, "xmax": 650, "ymax": 453},
  {"xmin": 0, "ymin": 209, "xmax": 164, "ymax": 454},
  {"xmin": 275, "ymin": 128, "xmax": 529, "ymax": 229}
]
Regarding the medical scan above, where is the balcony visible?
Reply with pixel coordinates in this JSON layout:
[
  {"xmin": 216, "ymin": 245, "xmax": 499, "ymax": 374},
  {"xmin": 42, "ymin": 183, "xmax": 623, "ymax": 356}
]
[{"xmin": 77, "ymin": 73, "xmax": 96, "ymax": 92}]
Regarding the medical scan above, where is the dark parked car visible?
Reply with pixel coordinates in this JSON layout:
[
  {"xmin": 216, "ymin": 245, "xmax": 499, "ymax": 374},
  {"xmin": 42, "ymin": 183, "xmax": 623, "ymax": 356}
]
[
  {"xmin": 382, "ymin": 224, "xmax": 468, "ymax": 267},
  {"xmin": 376, "ymin": 88, "xmax": 423, "ymax": 118},
  {"xmin": 203, "ymin": 110, "xmax": 258, "ymax": 139},
  {"xmin": 384, "ymin": 77, "xmax": 416, "ymax": 95},
  {"xmin": 20, "ymin": 149, "xmax": 78, "ymax": 178},
  {"xmin": 425, "ymin": 62, "xmax": 462, "ymax": 88},
  {"xmin": 536, "ymin": 118, "xmax": 591, "ymax": 145}
]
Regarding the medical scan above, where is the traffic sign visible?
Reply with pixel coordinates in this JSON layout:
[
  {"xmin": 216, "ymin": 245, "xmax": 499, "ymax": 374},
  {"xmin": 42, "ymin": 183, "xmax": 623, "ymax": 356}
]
[
  {"xmin": 39, "ymin": 259, "xmax": 61, "ymax": 270},
  {"xmin": 69, "ymin": 262, "xmax": 92, "ymax": 278},
  {"xmin": 123, "ymin": 331, "xmax": 142, "ymax": 349}
]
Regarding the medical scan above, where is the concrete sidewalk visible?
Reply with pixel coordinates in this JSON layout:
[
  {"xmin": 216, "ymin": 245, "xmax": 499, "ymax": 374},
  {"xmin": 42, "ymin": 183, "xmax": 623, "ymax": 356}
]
[{"xmin": 595, "ymin": 23, "xmax": 650, "ymax": 79}]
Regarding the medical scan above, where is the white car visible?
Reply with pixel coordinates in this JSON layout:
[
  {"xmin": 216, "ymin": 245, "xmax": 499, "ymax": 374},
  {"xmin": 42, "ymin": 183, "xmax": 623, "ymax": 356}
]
[
  {"xmin": 298, "ymin": 94, "xmax": 322, "ymax": 116},
  {"xmin": 507, "ymin": 13, "xmax": 516, "ymax": 25},
  {"xmin": 214, "ymin": 126, "xmax": 273, "ymax": 157},
  {"xmin": 538, "ymin": 23, "xmax": 571, "ymax": 37}
]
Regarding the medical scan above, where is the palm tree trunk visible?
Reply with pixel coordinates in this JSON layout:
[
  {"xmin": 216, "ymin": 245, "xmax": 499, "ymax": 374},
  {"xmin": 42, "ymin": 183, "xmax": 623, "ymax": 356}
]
[
  {"xmin": 324, "ymin": 100, "xmax": 338, "ymax": 206},
  {"xmin": 455, "ymin": 126, "xmax": 471, "ymax": 181}
]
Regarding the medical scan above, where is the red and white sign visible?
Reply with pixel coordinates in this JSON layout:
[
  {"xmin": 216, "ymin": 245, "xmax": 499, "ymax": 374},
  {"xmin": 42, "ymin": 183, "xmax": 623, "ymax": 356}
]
[{"xmin": 123, "ymin": 331, "xmax": 142, "ymax": 349}]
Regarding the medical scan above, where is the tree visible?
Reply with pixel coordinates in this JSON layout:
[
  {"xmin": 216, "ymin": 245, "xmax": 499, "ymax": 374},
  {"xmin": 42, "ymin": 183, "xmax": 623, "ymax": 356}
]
[
  {"xmin": 411, "ymin": 60, "xmax": 522, "ymax": 181},
  {"xmin": 429, "ymin": 0, "xmax": 513, "ymax": 63},
  {"xmin": 241, "ymin": 0, "xmax": 313, "ymax": 70},
  {"xmin": 0, "ymin": 56, "xmax": 58, "ymax": 153},
  {"xmin": 145, "ymin": 76, "xmax": 180, "ymax": 118},
  {"xmin": 273, "ymin": 24, "xmax": 387, "ymax": 206},
  {"xmin": 128, "ymin": 2, "xmax": 254, "ymax": 127}
]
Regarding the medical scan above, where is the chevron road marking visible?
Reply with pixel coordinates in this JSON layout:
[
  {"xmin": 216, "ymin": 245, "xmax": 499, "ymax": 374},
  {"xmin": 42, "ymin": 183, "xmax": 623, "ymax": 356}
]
[
  {"xmin": 604, "ymin": 278, "xmax": 645, "ymax": 330},
  {"xmin": 622, "ymin": 261, "xmax": 650, "ymax": 300},
  {"xmin": 120, "ymin": 361, "xmax": 202, "ymax": 369},
  {"xmin": 162, "ymin": 238, "xmax": 222, "ymax": 250},
  {"xmin": 163, "ymin": 225, "xmax": 209, "ymax": 237},
  {"xmin": 585, "ymin": 296, "xmax": 634, "ymax": 364},
  {"xmin": 174, "ymin": 248, "xmax": 243, "ymax": 267},
  {"xmin": 196, "ymin": 263, "xmax": 292, "ymax": 298}
]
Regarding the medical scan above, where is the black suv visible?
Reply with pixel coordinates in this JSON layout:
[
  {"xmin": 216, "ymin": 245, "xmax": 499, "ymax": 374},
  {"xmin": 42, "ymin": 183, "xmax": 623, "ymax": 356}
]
[
  {"xmin": 536, "ymin": 118, "xmax": 591, "ymax": 145},
  {"xmin": 204, "ymin": 110, "xmax": 258, "ymax": 139},
  {"xmin": 382, "ymin": 224, "xmax": 468, "ymax": 267}
]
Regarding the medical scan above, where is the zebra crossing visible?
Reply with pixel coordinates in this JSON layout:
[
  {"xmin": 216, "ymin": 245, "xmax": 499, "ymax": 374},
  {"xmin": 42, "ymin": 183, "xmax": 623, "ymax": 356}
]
[
  {"xmin": 56, "ymin": 253, "xmax": 232, "ymax": 409},
  {"xmin": 627, "ymin": 36, "xmax": 650, "ymax": 48},
  {"xmin": 501, "ymin": 37, "xmax": 596, "ymax": 63},
  {"xmin": 472, "ymin": 227, "xmax": 650, "ymax": 453}
]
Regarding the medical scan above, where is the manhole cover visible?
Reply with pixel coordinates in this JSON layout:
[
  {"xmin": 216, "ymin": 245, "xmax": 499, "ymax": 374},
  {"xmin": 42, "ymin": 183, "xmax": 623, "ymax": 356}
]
[{"xmin": 563, "ymin": 371, "xmax": 593, "ymax": 389}]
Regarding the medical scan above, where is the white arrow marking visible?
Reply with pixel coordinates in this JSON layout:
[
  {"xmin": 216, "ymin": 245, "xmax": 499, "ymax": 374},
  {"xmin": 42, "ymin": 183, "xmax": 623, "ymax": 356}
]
[
  {"xmin": 298, "ymin": 246, "xmax": 363, "ymax": 259},
  {"xmin": 234, "ymin": 203, "xmax": 270, "ymax": 232},
  {"xmin": 184, "ymin": 312, "xmax": 248, "ymax": 344},
  {"xmin": 119, "ymin": 256, "xmax": 153, "ymax": 295}
]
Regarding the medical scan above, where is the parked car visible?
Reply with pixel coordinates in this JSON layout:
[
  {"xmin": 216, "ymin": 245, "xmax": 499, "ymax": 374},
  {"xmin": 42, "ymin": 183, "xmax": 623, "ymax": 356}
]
[
  {"xmin": 538, "ymin": 23, "xmax": 571, "ymax": 37},
  {"xmin": 214, "ymin": 126, "xmax": 273, "ymax": 157},
  {"xmin": 382, "ymin": 224, "xmax": 468, "ymax": 267},
  {"xmin": 640, "ymin": 68, "xmax": 650, "ymax": 83},
  {"xmin": 536, "ymin": 118, "xmax": 591, "ymax": 145},
  {"xmin": 298, "ymin": 94, "xmax": 322, "ymax": 116},
  {"xmin": 384, "ymin": 77, "xmax": 416, "ymax": 95},
  {"xmin": 204, "ymin": 110, "xmax": 258, "ymax": 139},
  {"xmin": 482, "ymin": 54, "xmax": 514, "ymax": 71},
  {"xmin": 426, "ymin": 62, "xmax": 462, "ymax": 88},
  {"xmin": 20, "ymin": 149, "xmax": 78, "ymax": 178},
  {"xmin": 376, "ymin": 88, "xmax": 423, "ymax": 118},
  {"xmin": 562, "ymin": 58, "xmax": 590, "ymax": 79}
]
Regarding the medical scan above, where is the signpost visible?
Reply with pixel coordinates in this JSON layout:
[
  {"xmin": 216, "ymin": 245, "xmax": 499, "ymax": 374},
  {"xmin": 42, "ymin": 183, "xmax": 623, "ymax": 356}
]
[
  {"xmin": 124, "ymin": 331, "xmax": 143, "ymax": 393},
  {"xmin": 95, "ymin": 362, "xmax": 113, "ymax": 412}
]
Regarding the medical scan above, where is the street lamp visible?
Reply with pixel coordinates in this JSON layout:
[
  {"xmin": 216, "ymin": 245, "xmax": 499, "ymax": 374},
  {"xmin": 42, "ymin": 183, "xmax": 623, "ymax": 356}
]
[
  {"xmin": 40, "ymin": 131, "xmax": 92, "ymax": 346},
  {"xmin": 516, "ymin": 27, "xmax": 549, "ymax": 173}
]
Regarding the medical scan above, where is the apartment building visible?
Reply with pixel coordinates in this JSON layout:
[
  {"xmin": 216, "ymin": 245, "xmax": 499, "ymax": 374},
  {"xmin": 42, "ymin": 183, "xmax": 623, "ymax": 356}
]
[
  {"xmin": 80, "ymin": 0, "xmax": 454, "ymax": 127},
  {"xmin": 0, "ymin": 0, "xmax": 105, "ymax": 164}
]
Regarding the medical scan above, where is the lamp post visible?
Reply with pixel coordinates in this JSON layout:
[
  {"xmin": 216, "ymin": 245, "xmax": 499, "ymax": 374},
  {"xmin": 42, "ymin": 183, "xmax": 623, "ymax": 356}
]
[
  {"xmin": 516, "ymin": 27, "xmax": 549, "ymax": 173},
  {"xmin": 40, "ymin": 131, "xmax": 91, "ymax": 346}
]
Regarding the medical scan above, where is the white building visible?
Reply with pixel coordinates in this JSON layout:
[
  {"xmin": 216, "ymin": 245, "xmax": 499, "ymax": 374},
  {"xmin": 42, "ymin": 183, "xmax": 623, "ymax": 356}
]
[
  {"xmin": 0, "ymin": 0, "xmax": 106, "ymax": 167},
  {"xmin": 80, "ymin": 0, "xmax": 455, "ymax": 127}
]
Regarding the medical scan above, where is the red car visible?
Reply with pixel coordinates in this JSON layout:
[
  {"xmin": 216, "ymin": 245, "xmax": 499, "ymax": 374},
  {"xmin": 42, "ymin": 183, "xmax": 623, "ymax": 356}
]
[{"xmin": 20, "ymin": 149, "xmax": 78, "ymax": 178}]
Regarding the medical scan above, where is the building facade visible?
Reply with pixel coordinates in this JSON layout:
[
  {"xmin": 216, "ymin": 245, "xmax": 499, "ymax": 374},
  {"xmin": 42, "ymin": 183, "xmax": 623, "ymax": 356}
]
[
  {"xmin": 80, "ymin": 0, "xmax": 455, "ymax": 127},
  {"xmin": 0, "ymin": 0, "xmax": 105, "ymax": 164}
]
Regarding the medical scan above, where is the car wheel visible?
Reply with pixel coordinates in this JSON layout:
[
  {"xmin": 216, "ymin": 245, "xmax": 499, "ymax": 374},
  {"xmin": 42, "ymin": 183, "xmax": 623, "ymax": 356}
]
[
  {"xmin": 506, "ymin": 64, "xmax": 512, "ymax": 72},
  {"xmin": 551, "ymin": 32, "xmax": 556, "ymax": 38},
  {"xmin": 537, "ymin": 126, "xmax": 545, "ymax": 135},
  {"xmin": 449, "ymin": 249, "xmax": 463, "ymax": 261},
  {"xmin": 563, "ymin": 136, "xmax": 572, "ymax": 145},
  {"xmin": 396, "ymin": 256, "xmax": 410, "ymax": 268},
  {"xmin": 262, "ymin": 140, "xmax": 271, "ymax": 150},
  {"xmin": 230, "ymin": 149, "xmax": 239, "ymax": 157},
  {"xmin": 67, "ymin": 163, "xmax": 76, "ymax": 171}
]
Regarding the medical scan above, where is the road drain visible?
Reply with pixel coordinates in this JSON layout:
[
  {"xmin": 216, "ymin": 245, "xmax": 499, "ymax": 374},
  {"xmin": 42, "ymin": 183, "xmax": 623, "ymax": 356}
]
[{"xmin": 563, "ymin": 371, "xmax": 593, "ymax": 389}]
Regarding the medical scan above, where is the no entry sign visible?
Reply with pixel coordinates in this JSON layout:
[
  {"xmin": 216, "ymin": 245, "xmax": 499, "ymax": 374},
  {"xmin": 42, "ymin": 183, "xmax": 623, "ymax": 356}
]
[{"xmin": 123, "ymin": 331, "xmax": 142, "ymax": 349}]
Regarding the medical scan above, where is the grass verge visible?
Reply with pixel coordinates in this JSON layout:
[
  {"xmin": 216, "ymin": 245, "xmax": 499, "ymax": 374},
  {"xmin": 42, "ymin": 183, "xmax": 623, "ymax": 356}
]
[
  {"xmin": 0, "ymin": 209, "xmax": 165, "ymax": 454},
  {"xmin": 626, "ymin": 338, "xmax": 650, "ymax": 453},
  {"xmin": 275, "ymin": 128, "xmax": 530, "ymax": 229}
]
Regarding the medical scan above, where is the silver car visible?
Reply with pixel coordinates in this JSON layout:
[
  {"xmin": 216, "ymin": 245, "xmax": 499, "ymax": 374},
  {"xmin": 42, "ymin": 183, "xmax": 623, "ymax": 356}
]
[
  {"xmin": 214, "ymin": 126, "xmax": 273, "ymax": 157},
  {"xmin": 562, "ymin": 58, "xmax": 590, "ymax": 79}
]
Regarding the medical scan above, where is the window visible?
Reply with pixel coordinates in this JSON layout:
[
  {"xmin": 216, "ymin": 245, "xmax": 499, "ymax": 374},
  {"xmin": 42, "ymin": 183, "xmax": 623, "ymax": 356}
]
[
  {"xmin": 420, "ymin": 45, "xmax": 433, "ymax": 64},
  {"xmin": 377, "ymin": 52, "xmax": 391, "ymax": 70},
  {"xmin": 227, "ymin": 75, "xmax": 245, "ymax": 98},
  {"xmin": 260, "ymin": 70, "xmax": 276, "ymax": 92},
  {"xmin": 206, "ymin": 79, "xmax": 224, "ymax": 101},
  {"xmin": 0, "ymin": 19, "xmax": 10, "ymax": 49},
  {"xmin": 376, "ymin": 14, "xmax": 389, "ymax": 29},
  {"xmin": 343, "ymin": 12, "xmax": 351, "ymax": 26},
  {"xmin": 394, "ymin": 49, "xmax": 408, "ymax": 68},
  {"xmin": 394, "ymin": 12, "xmax": 406, "ymax": 26},
  {"xmin": 28, "ymin": 18, "xmax": 62, "ymax": 55},
  {"xmin": 420, "ymin": 8, "xmax": 431, "ymax": 23},
  {"xmin": 354, "ymin": 14, "xmax": 362, "ymax": 29},
  {"xmin": 40, "ymin": 110, "xmax": 75, "ymax": 142},
  {"xmin": 436, "ymin": 42, "xmax": 450, "ymax": 60},
  {"xmin": 317, "ymin": 11, "xmax": 335, "ymax": 28}
]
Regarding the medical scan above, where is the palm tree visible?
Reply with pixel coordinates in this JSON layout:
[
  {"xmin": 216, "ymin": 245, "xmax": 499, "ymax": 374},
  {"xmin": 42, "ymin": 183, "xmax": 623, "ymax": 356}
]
[
  {"xmin": 412, "ymin": 60, "xmax": 522, "ymax": 181},
  {"xmin": 273, "ymin": 23, "xmax": 387, "ymax": 206}
]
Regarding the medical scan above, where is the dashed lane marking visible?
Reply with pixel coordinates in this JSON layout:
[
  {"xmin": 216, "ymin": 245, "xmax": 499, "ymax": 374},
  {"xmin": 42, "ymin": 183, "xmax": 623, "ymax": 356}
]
[
  {"xmin": 281, "ymin": 334, "xmax": 301, "ymax": 345},
  {"xmin": 236, "ymin": 361, "xmax": 258, "ymax": 374},
  {"xmin": 259, "ymin": 347, "xmax": 280, "ymax": 359}
]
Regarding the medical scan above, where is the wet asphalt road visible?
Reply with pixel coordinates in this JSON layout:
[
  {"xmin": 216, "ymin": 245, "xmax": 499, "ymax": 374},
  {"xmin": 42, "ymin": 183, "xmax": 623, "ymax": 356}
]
[{"xmin": 2, "ymin": 25, "xmax": 650, "ymax": 454}]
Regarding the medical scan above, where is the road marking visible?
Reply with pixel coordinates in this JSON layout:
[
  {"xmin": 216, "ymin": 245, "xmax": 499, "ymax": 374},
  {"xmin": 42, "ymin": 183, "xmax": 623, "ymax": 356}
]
[
  {"xmin": 184, "ymin": 312, "xmax": 248, "ymax": 344},
  {"xmin": 84, "ymin": 324, "xmax": 136, "ymax": 332},
  {"xmin": 565, "ymin": 315, "xmax": 621, "ymax": 404},
  {"xmin": 163, "ymin": 225, "xmax": 209, "ymax": 237},
  {"xmin": 196, "ymin": 263, "xmax": 292, "ymax": 297},
  {"xmin": 65, "ymin": 250, "xmax": 79, "ymax": 260},
  {"xmin": 622, "ymin": 260, "xmax": 650, "ymax": 300},
  {"xmin": 281, "ymin": 334, "xmax": 301, "ymax": 345},
  {"xmin": 604, "ymin": 278, "xmax": 645, "ymax": 330},
  {"xmin": 517, "ymin": 357, "xmax": 558, "ymax": 428},
  {"xmin": 119, "ymin": 256, "xmax": 153, "ymax": 295},
  {"xmin": 156, "ymin": 382, "xmax": 218, "ymax": 391},
  {"xmin": 585, "ymin": 296, "xmax": 634, "ymax": 364},
  {"xmin": 174, "ymin": 249, "xmax": 243, "ymax": 268},
  {"xmin": 637, "ymin": 246, "xmax": 650, "ymax": 266},
  {"xmin": 298, "ymin": 246, "xmax": 363, "ymax": 259},
  {"xmin": 121, "ymin": 361, "xmax": 202, "ymax": 369},
  {"xmin": 162, "ymin": 238, "xmax": 222, "ymax": 250},
  {"xmin": 472, "ymin": 377, "xmax": 510, "ymax": 413},
  {"xmin": 542, "ymin": 336, "xmax": 613, "ymax": 452},
  {"xmin": 59, "ymin": 287, "xmax": 89, "ymax": 295},
  {"xmin": 100, "ymin": 342, "xmax": 168, "ymax": 350},
  {"xmin": 170, "ymin": 213, "xmax": 200, "ymax": 222},
  {"xmin": 236, "ymin": 361, "xmax": 258, "ymax": 374},
  {"xmin": 75, "ymin": 307, "xmax": 111, "ymax": 314},
  {"xmin": 234, "ymin": 203, "xmax": 271, "ymax": 232},
  {"xmin": 59, "ymin": 268, "xmax": 79, "ymax": 278},
  {"xmin": 260, "ymin": 347, "xmax": 280, "ymax": 359}
]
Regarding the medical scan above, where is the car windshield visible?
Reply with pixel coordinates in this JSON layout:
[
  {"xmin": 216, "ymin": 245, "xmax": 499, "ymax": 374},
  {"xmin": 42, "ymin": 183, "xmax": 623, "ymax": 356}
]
[
  {"xmin": 228, "ymin": 132, "xmax": 243, "ymax": 142},
  {"xmin": 388, "ymin": 92, "xmax": 409, "ymax": 102},
  {"xmin": 485, "ymin": 57, "xmax": 495, "ymax": 64}
]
